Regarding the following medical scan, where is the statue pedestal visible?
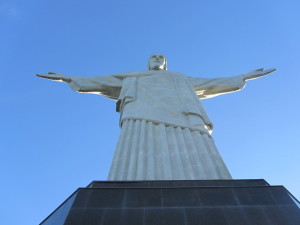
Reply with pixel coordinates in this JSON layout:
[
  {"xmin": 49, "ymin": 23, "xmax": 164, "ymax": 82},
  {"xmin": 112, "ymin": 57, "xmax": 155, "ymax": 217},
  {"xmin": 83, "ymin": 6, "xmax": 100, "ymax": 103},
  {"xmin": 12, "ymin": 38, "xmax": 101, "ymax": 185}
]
[{"xmin": 40, "ymin": 180, "xmax": 300, "ymax": 225}]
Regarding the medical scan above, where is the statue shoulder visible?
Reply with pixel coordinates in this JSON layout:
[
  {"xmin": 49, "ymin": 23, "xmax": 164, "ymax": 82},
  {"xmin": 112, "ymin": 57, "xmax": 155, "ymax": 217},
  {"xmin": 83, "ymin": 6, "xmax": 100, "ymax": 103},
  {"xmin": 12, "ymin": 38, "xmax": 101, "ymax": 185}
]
[
  {"xmin": 166, "ymin": 71, "xmax": 189, "ymax": 79},
  {"xmin": 111, "ymin": 71, "xmax": 145, "ymax": 78},
  {"xmin": 113, "ymin": 70, "xmax": 189, "ymax": 79}
]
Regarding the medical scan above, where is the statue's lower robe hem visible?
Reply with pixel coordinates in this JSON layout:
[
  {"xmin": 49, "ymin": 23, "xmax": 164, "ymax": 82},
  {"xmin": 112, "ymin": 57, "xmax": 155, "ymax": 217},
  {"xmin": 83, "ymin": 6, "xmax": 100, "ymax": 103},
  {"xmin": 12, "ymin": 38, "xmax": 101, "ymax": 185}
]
[{"xmin": 108, "ymin": 119, "xmax": 232, "ymax": 180}]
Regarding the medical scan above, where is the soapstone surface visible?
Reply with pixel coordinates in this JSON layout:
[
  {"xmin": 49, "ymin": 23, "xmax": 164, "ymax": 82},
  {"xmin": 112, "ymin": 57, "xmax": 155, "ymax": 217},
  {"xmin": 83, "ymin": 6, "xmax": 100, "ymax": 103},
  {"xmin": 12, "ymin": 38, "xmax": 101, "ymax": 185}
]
[{"xmin": 37, "ymin": 54, "xmax": 275, "ymax": 180}]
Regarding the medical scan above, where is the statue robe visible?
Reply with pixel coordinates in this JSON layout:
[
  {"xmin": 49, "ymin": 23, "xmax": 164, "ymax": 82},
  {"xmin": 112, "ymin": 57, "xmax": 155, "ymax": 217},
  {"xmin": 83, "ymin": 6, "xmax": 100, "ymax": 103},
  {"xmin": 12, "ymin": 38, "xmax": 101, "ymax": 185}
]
[{"xmin": 67, "ymin": 70, "xmax": 246, "ymax": 180}]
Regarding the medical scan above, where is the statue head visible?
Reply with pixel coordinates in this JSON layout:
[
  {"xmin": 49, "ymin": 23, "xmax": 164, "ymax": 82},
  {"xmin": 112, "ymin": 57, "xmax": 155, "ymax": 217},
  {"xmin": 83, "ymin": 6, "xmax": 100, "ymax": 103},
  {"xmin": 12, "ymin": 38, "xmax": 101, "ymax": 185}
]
[{"xmin": 147, "ymin": 54, "xmax": 167, "ymax": 71}]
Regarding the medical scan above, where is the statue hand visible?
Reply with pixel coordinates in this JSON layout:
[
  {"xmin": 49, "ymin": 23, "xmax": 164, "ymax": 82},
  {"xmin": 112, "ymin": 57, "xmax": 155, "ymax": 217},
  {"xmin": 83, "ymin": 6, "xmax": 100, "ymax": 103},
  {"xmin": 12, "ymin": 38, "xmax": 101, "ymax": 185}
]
[
  {"xmin": 36, "ymin": 72, "xmax": 71, "ymax": 83},
  {"xmin": 243, "ymin": 68, "xmax": 276, "ymax": 81}
]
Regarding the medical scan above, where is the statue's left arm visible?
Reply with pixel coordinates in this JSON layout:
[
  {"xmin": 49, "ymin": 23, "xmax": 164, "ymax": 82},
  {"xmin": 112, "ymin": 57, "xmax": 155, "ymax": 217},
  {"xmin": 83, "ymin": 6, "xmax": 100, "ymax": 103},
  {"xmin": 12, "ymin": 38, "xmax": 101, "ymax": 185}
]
[{"xmin": 189, "ymin": 68, "xmax": 276, "ymax": 99}]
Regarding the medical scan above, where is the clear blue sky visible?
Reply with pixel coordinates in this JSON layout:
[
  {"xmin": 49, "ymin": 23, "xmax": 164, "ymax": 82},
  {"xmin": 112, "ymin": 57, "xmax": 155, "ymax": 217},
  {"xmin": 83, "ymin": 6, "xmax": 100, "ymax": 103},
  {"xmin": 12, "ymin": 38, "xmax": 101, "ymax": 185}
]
[{"xmin": 1, "ymin": 0, "xmax": 300, "ymax": 224}]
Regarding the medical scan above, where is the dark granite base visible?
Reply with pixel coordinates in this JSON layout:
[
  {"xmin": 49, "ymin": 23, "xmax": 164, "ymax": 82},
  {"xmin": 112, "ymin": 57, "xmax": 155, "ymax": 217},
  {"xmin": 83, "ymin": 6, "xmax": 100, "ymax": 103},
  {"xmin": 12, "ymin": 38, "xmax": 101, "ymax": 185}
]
[{"xmin": 40, "ymin": 179, "xmax": 300, "ymax": 225}]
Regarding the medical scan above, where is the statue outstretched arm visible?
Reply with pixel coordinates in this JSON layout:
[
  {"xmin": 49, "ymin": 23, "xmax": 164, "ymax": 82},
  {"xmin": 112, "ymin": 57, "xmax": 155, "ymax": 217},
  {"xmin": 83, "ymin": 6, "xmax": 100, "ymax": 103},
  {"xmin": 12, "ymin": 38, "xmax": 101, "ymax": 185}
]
[
  {"xmin": 36, "ymin": 72, "xmax": 123, "ymax": 100},
  {"xmin": 189, "ymin": 68, "xmax": 276, "ymax": 99}
]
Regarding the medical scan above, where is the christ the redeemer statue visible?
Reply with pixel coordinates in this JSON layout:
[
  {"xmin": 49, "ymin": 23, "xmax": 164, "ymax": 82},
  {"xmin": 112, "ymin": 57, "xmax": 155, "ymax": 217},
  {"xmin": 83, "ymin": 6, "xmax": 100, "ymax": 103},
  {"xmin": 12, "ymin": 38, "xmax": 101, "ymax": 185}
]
[{"xmin": 37, "ymin": 54, "xmax": 275, "ymax": 180}]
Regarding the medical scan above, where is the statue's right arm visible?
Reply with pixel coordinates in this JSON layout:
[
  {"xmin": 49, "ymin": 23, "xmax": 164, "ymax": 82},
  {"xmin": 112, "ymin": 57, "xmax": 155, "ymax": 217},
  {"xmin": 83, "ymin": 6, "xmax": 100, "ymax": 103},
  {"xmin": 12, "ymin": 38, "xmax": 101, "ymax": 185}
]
[{"xmin": 36, "ymin": 72, "xmax": 123, "ymax": 100}]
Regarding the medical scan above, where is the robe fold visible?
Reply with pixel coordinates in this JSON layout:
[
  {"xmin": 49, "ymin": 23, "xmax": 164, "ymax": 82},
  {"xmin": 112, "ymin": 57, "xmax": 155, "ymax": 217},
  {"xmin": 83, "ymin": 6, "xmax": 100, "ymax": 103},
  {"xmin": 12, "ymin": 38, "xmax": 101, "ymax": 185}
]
[{"xmin": 67, "ymin": 70, "xmax": 246, "ymax": 180}]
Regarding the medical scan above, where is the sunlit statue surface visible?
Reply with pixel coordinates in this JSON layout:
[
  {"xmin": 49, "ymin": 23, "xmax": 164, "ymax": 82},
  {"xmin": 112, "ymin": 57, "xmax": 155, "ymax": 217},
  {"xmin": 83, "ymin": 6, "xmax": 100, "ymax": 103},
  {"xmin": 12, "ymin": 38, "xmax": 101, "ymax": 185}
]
[{"xmin": 37, "ymin": 54, "xmax": 275, "ymax": 180}]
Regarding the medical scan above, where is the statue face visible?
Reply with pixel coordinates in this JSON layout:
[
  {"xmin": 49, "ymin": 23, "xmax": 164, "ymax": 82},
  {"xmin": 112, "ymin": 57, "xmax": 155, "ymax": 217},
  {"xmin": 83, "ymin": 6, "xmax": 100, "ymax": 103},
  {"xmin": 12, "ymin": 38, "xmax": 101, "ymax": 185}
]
[{"xmin": 149, "ymin": 54, "xmax": 166, "ymax": 70}]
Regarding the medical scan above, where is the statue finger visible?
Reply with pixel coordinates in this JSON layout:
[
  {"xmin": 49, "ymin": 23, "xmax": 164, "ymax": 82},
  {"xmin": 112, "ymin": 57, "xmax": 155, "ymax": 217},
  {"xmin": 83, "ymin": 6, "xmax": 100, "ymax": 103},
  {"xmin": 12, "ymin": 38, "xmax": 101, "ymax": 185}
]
[
  {"xmin": 36, "ymin": 73, "xmax": 49, "ymax": 78},
  {"xmin": 269, "ymin": 68, "xmax": 276, "ymax": 72},
  {"xmin": 264, "ymin": 68, "xmax": 276, "ymax": 74},
  {"xmin": 36, "ymin": 73, "xmax": 60, "ymax": 80}
]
